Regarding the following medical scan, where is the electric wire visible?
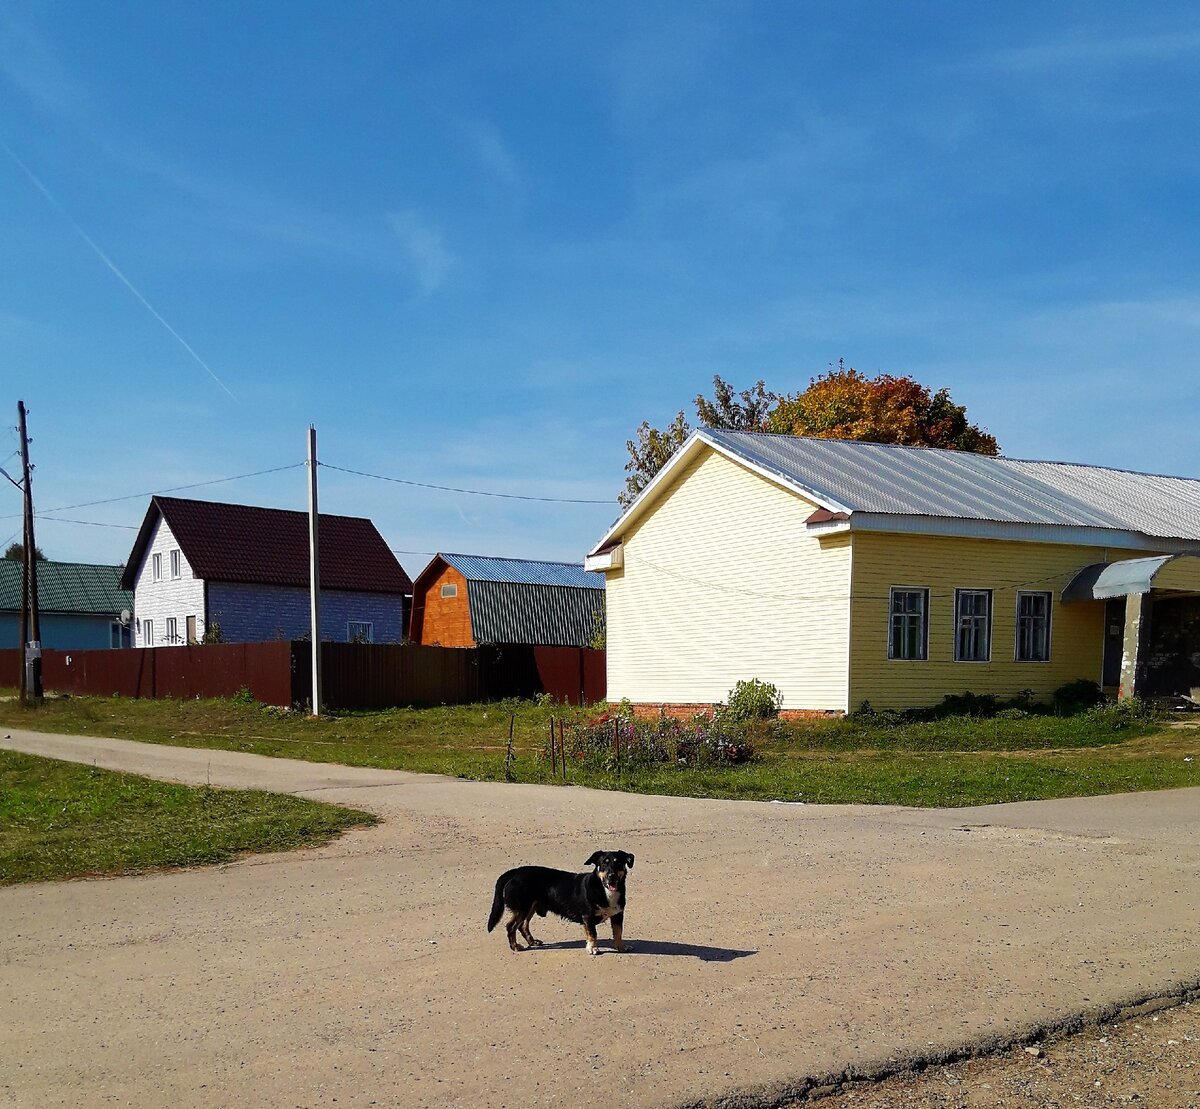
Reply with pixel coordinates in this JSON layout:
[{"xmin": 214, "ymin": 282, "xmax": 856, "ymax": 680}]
[
  {"xmin": 0, "ymin": 463, "xmax": 305, "ymax": 521},
  {"xmin": 320, "ymin": 461, "xmax": 613, "ymax": 505}
]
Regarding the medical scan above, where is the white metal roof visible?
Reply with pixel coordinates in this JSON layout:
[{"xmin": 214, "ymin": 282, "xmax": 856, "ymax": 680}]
[{"xmin": 589, "ymin": 430, "xmax": 1200, "ymax": 554}]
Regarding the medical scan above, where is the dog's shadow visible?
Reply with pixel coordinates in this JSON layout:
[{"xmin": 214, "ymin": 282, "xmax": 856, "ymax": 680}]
[{"xmin": 532, "ymin": 939, "xmax": 755, "ymax": 962}]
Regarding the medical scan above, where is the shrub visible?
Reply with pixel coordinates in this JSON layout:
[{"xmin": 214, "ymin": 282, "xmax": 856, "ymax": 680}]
[
  {"xmin": 725, "ymin": 679, "xmax": 783, "ymax": 723},
  {"xmin": 1053, "ymin": 679, "xmax": 1105, "ymax": 715}
]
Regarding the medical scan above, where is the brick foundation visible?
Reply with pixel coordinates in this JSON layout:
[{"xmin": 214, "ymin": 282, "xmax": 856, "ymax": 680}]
[{"xmin": 627, "ymin": 702, "xmax": 844, "ymax": 721}]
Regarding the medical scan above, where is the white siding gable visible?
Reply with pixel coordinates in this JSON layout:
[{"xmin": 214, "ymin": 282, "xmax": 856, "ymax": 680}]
[{"xmin": 132, "ymin": 515, "xmax": 206, "ymax": 647}]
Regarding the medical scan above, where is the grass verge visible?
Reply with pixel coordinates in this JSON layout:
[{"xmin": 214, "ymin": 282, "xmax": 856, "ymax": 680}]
[
  {"xmin": 0, "ymin": 694, "xmax": 1197, "ymax": 807},
  {"xmin": 0, "ymin": 748, "xmax": 377, "ymax": 884}
]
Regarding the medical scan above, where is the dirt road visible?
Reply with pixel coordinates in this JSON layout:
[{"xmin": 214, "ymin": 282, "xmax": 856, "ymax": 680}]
[{"xmin": 2, "ymin": 729, "xmax": 1198, "ymax": 1108}]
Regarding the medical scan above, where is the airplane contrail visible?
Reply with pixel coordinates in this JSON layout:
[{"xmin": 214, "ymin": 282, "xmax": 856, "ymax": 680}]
[{"xmin": 0, "ymin": 137, "xmax": 238, "ymax": 401}]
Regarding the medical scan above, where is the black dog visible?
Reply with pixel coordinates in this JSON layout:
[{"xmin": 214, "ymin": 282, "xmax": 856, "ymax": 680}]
[{"xmin": 487, "ymin": 850, "xmax": 634, "ymax": 955}]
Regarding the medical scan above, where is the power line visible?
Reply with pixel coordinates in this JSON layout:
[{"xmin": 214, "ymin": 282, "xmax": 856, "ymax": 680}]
[
  {"xmin": 0, "ymin": 463, "xmax": 304, "ymax": 521},
  {"xmin": 35, "ymin": 515, "xmax": 139, "ymax": 529},
  {"xmin": 321, "ymin": 461, "xmax": 613, "ymax": 505}
]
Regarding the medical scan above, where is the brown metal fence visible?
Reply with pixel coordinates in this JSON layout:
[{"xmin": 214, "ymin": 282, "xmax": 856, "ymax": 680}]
[{"xmin": 1, "ymin": 642, "xmax": 605, "ymax": 710}]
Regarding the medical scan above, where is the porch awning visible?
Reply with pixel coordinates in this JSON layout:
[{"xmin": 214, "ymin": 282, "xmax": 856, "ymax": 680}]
[{"xmin": 1062, "ymin": 553, "xmax": 1200, "ymax": 602}]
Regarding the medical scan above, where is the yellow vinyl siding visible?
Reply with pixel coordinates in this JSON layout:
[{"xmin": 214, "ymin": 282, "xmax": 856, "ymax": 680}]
[
  {"xmin": 606, "ymin": 447, "xmax": 851, "ymax": 711},
  {"xmin": 1154, "ymin": 555, "xmax": 1200, "ymax": 593},
  {"xmin": 848, "ymin": 532, "xmax": 1113, "ymax": 710}
]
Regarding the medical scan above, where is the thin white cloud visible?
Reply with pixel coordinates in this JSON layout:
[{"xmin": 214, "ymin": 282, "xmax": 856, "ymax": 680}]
[
  {"xmin": 0, "ymin": 7, "xmax": 92, "ymax": 119},
  {"xmin": 984, "ymin": 29, "xmax": 1200, "ymax": 71},
  {"xmin": 459, "ymin": 119, "xmax": 522, "ymax": 191},
  {"xmin": 388, "ymin": 210, "xmax": 453, "ymax": 294}
]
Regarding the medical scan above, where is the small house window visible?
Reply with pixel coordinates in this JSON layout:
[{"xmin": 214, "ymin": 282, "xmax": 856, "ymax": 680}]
[
  {"xmin": 888, "ymin": 587, "xmax": 928, "ymax": 660},
  {"xmin": 152, "ymin": 553, "xmax": 162, "ymax": 582},
  {"xmin": 166, "ymin": 617, "xmax": 179, "ymax": 644},
  {"xmin": 170, "ymin": 549, "xmax": 181, "ymax": 579},
  {"xmin": 347, "ymin": 621, "xmax": 374, "ymax": 643},
  {"xmin": 110, "ymin": 622, "xmax": 123, "ymax": 649},
  {"xmin": 955, "ymin": 589, "xmax": 992, "ymax": 662},
  {"xmin": 440, "ymin": 583, "xmax": 458, "ymax": 598},
  {"xmin": 1016, "ymin": 591, "xmax": 1052, "ymax": 662},
  {"xmin": 143, "ymin": 618, "xmax": 154, "ymax": 646}
]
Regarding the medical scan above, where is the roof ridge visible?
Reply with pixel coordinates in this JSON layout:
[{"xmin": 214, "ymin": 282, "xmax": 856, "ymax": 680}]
[
  {"xmin": 153, "ymin": 494, "xmax": 376, "ymax": 524},
  {"xmin": 709, "ymin": 428, "xmax": 1200, "ymax": 483},
  {"xmin": 441, "ymin": 552, "xmax": 585, "ymax": 566}
]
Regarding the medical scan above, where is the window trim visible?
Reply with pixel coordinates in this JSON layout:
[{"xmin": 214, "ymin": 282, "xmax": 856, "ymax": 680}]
[
  {"xmin": 347, "ymin": 620, "xmax": 374, "ymax": 643},
  {"xmin": 1014, "ymin": 590, "xmax": 1053, "ymax": 663},
  {"xmin": 142, "ymin": 618, "xmax": 154, "ymax": 646},
  {"xmin": 165, "ymin": 616, "xmax": 179, "ymax": 644},
  {"xmin": 887, "ymin": 586, "xmax": 930, "ymax": 661},
  {"xmin": 440, "ymin": 582, "xmax": 458, "ymax": 599},
  {"xmin": 170, "ymin": 549, "xmax": 181, "ymax": 580},
  {"xmin": 953, "ymin": 588, "xmax": 993, "ymax": 663},
  {"xmin": 152, "ymin": 552, "xmax": 162, "ymax": 582}
]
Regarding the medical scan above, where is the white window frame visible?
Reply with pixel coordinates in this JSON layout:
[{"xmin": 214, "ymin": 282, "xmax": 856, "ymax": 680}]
[
  {"xmin": 347, "ymin": 621, "xmax": 374, "ymax": 643},
  {"xmin": 152, "ymin": 553, "xmax": 162, "ymax": 582},
  {"xmin": 1015, "ymin": 590, "xmax": 1053, "ymax": 663},
  {"xmin": 170, "ymin": 549, "xmax": 181, "ymax": 579},
  {"xmin": 143, "ymin": 618, "xmax": 154, "ymax": 646},
  {"xmin": 888, "ymin": 586, "xmax": 929, "ymax": 661},
  {"xmin": 440, "ymin": 583, "xmax": 458, "ymax": 598},
  {"xmin": 954, "ymin": 589, "xmax": 993, "ymax": 663},
  {"xmin": 165, "ymin": 617, "xmax": 179, "ymax": 644}
]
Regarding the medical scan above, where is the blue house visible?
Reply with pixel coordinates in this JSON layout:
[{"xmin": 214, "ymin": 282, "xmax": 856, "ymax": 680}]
[{"xmin": 0, "ymin": 560, "xmax": 132, "ymax": 650}]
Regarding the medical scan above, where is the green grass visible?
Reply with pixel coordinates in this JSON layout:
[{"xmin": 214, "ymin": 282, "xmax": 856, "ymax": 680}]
[
  {"xmin": 0, "ymin": 749, "xmax": 377, "ymax": 884},
  {"xmin": 0, "ymin": 693, "xmax": 1197, "ymax": 808}
]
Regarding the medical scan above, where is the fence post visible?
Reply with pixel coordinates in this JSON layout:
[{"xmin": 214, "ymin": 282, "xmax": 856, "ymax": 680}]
[
  {"xmin": 549, "ymin": 716, "xmax": 556, "ymax": 776},
  {"xmin": 559, "ymin": 717, "xmax": 567, "ymax": 782},
  {"xmin": 505, "ymin": 713, "xmax": 515, "ymax": 783},
  {"xmin": 613, "ymin": 717, "xmax": 620, "ymax": 786}
]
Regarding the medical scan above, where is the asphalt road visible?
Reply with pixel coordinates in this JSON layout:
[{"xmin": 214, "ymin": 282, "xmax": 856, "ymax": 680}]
[{"xmin": 3, "ymin": 729, "xmax": 1198, "ymax": 1108}]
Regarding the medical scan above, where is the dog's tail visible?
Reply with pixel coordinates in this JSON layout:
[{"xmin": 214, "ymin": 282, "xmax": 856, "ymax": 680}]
[{"xmin": 487, "ymin": 872, "xmax": 511, "ymax": 932}]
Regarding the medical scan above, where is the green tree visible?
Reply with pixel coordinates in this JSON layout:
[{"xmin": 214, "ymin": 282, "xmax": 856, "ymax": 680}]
[{"xmin": 4, "ymin": 542, "xmax": 46, "ymax": 561}]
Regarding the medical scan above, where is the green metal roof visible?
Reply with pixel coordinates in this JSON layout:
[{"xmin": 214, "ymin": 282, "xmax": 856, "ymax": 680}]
[{"xmin": 0, "ymin": 560, "xmax": 132, "ymax": 616}]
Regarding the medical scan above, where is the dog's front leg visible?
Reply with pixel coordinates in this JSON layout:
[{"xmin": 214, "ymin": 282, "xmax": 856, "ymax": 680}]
[
  {"xmin": 611, "ymin": 913, "xmax": 628, "ymax": 953},
  {"xmin": 583, "ymin": 917, "xmax": 600, "ymax": 956}
]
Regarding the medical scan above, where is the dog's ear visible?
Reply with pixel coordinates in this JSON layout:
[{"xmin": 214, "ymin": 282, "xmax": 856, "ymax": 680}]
[
  {"xmin": 622, "ymin": 852, "xmax": 635, "ymax": 869},
  {"xmin": 584, "ymin": 851, "xmax": 603, "ymax": 867}
]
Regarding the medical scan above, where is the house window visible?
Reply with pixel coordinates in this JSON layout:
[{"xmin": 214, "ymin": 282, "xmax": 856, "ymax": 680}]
[
  {"xmin": 170, "ymin": 549, "xmax": 181, "ymax": 579},
  {"xmin": 110, "ymin": 622, "xmax": 123, "ymax": 649},
  {"xmin": 955, "ymin": 589, "xmax": 992, "ymax": 662},
  {"xmin": 143, "ymin": 618, "xmax": 154, "ymax": 646},
  {"xmin": 440, "ymin": 583, "xmax": 458, "ymax": 598},
  {"xmin": 347, "ymin": 621, "xmax": 374, "ymax": 643},
  {"xmin": 888, "ymin": 587, "xmax": 929, "ymax": 660},
  {"xmin": 166, "ymin": 617, "xmax": 179, "ymax": 644},
  {"xmin": 152, "ymin": 553, "xmax": 162, "ymax": 582},
  {"xmin": 1016, "ymin": 591, "xmax": 1052, "ymax": 662}
]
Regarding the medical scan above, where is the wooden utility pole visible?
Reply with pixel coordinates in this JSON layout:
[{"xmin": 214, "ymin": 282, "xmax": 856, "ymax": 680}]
[
  {"xmin": 306, "ymin": 424, "xmax": 322, "ymax": 717},
  {"xmin": 18, "ymin": 401, "xmax": 42, "ymax": 702}
]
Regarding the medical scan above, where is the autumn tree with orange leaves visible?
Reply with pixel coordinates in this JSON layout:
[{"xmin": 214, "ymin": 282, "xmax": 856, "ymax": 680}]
[{"xmin": 618, "ymin": 363, "xmax": 997, "ymax": 505}]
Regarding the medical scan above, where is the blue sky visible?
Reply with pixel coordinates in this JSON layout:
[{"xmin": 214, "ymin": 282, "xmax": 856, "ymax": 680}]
[{"xmin": 2, "ymin": 2, "xmax": 1199, "ymax": 578}]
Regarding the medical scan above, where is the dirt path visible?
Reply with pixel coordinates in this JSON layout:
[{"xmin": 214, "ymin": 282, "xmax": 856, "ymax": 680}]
[{"xmin": 3, "ymin": 728, "xmax": 1199, "ymax": 1108}]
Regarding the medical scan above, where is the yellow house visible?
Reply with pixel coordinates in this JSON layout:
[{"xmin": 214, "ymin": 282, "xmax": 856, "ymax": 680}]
[{"xmin": 585, "ymin": 430, "xmax": 1200, "ymax": 713}]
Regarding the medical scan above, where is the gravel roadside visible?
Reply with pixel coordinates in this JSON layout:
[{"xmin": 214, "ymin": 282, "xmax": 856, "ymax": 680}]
[{"xmin": 815, "ymin": 1000, "xmax": 1199, "ymax": 1108}]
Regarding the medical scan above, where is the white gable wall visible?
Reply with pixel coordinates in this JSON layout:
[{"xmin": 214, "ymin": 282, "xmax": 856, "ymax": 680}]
[
  {"xmin": 132, "ymin": 515, "xmax": 206, "ymax": 647},
  {"xmin": 605, "ymin": 446, "xmax": 852, "ymax": 712}
]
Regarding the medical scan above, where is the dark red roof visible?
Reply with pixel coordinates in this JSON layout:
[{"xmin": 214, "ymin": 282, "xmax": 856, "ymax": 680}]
[{"xmin": 121, "ymin": 496, "xmax": 412, "ymax": 595}]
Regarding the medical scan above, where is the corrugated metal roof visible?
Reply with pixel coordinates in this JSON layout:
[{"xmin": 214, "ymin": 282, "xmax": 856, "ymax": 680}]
[
  {"xmin": 0, "ymin": 560, "xmax": 131, "ymax": 615},
  {"xmin": 121, "ymin": 496, "xmax": 413, "ymax": 594},
  {"xmin": 704, "ymin": 430, "xmax": 1200, "ymax": 542},
  {"xmin": 467, "ymin": 579, "xmax": 605, "ymax": 647},
  {"xmin": 441, "ymin": 553, "xmax": 603, "ymax": 589}
]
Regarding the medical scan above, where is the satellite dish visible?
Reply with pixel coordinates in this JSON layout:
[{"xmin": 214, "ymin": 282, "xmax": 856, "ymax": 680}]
[{"xmin": 120, "ymin": 609, "xmax": 132, "ymax": 626}]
